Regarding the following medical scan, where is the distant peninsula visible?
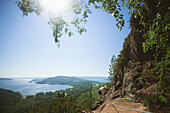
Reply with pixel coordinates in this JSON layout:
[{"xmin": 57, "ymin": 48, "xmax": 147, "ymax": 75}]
[
  {"xmin": 35, "ymin": 76, "xmax": 102, "ymax": 87},
  {"xmin": 0, "ymin": 78, "xmax": 12, "ymax": 80}
]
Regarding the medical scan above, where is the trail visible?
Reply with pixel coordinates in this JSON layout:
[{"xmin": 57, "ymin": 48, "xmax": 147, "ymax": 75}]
[{"xmin": 92, "ymin": 98, "xmax": 149, "ymax": 113}]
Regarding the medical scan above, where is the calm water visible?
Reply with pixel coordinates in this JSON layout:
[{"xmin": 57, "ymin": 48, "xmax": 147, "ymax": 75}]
[
  {"xmin": 0, "ymin": 78, "xmax": 72, "ymax": 95},
  {"xmin": 0, "ymin": 77, "xmax": 109, "ymax": 95}
]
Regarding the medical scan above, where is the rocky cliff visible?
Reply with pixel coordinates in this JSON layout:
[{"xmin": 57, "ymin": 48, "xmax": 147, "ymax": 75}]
[
  {"xmin": 110, "ymin": 30, "xmax": 167, "ymax": 113},
  {"xmin": 109, "ymin": 2, "xmax": 170, "ymax": 112},
  {"xmin": 112, "ymin": 29, "xmax": 158, "ymax": 100}
]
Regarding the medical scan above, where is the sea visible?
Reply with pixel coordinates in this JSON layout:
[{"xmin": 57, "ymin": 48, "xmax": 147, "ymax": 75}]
[{"xmin": 0, "ymin": 77, "xmax": 109, "ymax": 95}]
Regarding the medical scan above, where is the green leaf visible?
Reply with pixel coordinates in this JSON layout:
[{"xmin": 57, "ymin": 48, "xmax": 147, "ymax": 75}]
[
  {"xmin": 65, "ymin": 28, "xmax": 68, "ymax": 34},
  {"xmin": 159, "ymin": 95, "xmax": 168, "ymax": 104},
  {"xmin": 167, "ymin": 93, "xmax": 170, "ymax": 97}
]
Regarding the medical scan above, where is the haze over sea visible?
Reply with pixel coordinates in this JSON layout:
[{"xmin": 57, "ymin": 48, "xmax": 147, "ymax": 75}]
[{"xmin": 0, "ymin": 76, "xmax": 109, "ymax": 95}]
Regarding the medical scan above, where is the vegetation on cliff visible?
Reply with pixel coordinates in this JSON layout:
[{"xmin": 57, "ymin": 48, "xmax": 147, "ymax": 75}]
[{"xmin": 110, "ymin": 0, "xmax": 170, "ymax": 112}]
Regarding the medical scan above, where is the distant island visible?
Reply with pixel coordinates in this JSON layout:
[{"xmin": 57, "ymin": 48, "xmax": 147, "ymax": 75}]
[
  {"xmin": 0, "ymin": 78, "xmax": 12, "ymax": 80},
  {"xmin": 78, "ymin": 76, "xmax": 109, "ymax": 83},
  {"xmin": 35, "ymin": 76, "xmax": 102, "ymax": 87},
  {"xmin": 29, "ymin": 78, "xmax": 46, "ymax": 83}
]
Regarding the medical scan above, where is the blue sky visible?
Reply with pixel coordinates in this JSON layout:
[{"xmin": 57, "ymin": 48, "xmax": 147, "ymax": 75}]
[{"xmin": 0, "ymin": 0, "xmax": 130, "ymax": 77}]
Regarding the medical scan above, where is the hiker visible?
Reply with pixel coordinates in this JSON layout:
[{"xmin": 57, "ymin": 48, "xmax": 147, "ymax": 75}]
[{"xmin": 98, "ymin": 86, "xmax": 107, "ymax": 101}]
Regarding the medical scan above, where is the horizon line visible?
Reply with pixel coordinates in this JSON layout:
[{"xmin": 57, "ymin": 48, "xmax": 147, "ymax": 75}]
[{"xmin": 0, "ymin": 74, "xmax": 108, "ymax": 78}]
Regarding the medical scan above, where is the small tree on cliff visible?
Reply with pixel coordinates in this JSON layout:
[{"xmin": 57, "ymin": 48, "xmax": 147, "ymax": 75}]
[{"xmin": 108, "ymin": 54, "xmax": 116, "ymax": 83}]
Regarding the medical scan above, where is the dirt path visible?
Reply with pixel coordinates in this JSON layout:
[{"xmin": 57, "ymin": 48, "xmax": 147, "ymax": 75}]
[{"xmin": 92, "ymin": 98, "xmax": 149, "ymax": 113}]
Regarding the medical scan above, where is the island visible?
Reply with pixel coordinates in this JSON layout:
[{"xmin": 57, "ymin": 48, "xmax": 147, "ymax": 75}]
[{"xmin": 35, "ymin": 76, "xmax": 102, "ymax": 87}]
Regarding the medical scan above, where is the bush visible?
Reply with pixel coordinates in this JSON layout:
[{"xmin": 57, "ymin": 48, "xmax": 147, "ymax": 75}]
[{"xmin": 143, "ymin": 94, "xmax": 169, "ymax": 112}]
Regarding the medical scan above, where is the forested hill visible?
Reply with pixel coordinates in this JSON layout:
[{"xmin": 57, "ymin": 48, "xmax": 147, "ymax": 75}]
[{"xmin": 35, "ymin": 76, "xmax": 102, "ymax": 87}]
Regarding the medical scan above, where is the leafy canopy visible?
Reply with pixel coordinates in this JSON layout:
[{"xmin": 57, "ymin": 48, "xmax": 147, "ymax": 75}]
[
  {"xmin": 16, "ymin": 0, "xmax": 91, "ymax": 47},
  {"xmin": 16, "ymin": 0, "xmax": 131, "ymax": 45},
  {"xmin": 15, "ymin": 0, "xmax": 143, "ymax": 43}
]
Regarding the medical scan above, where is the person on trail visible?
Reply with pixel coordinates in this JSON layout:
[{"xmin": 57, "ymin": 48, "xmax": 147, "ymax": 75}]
[{"xmin": 98, "ymin": 86, "xmax": 107, "ymax": 101}]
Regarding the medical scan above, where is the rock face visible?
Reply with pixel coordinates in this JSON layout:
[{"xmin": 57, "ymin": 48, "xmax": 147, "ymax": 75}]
[
  {"xmin": 129, "ymin": 29, "xmax": 143, "ymax": 61},
  {"xmin": 113, "ymin": 59, "xmax": 158, "ymax": 100},
  {"xmin": 108, "ymin": 1, "xmax": 170, "ymax": 112},
  {"xmin": 123, "ymin": 61, "xmax": 158, "ymax": 99},
  {"xmin": 112, "ymin": 22, "xmax": 157, "ymax": 102},
  {"xmin": 126, "ymin": 28, "xmax": 154, "ymax": 61}
]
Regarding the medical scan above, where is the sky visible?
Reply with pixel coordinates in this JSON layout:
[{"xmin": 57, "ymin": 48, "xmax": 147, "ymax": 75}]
[{"xmin": 0, "ymin": 0, "xmax": 130, "ymax": 78}]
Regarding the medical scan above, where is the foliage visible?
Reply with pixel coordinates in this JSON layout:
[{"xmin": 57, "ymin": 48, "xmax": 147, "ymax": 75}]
[
  {"xmin": 135, "ymin": 68, "xmax": 157, "ymax": 79},
  {"xmin": 111, "ymin": 0, "xmax": 169, "ymax": 100},
  {"xmin": 130, "ymin": 12, "xmax": 144, "ymax": 31},
  {"xmin": 102, "ymin": 1, "xmax": 169, "ymax": 111},
  {"xmin": 89, "ymin": 85, "xmax": 92, "ymax": 109},
  {"xmin": 0, "ymin": 88, "xmax": 59, "ymax": 113},
  {"xmin": 140, "ymin": 0, "xmax": 170, "ymax": 97},
  {"xmin": 108, "ymin": 54, "xmax": 116, "ymax": 82},
  {"xmin": 30, "ymin": 91, "xmax": 82, "ymax": 113},
  {"xmin": 143, "ymin": 94, "xmax": 170, "ymax": 112},
  {"xmin": 29, "ymin": 85, "xmax": 102, "ymax": 112},
  {"xmin": 15, "ymin": 0, "xmax": 91, "ymax": 46},
  {"xmin": 88, "ymin": 0, "xmax": 124, "ymax": 30},
  {"xmin": 73, "ymin": 85, "xmax": 99, "ymax": 110},
  {"xmin": 0, "ymin": 88, "xmax": 21, "ymax": 113},
  {"xmin": 35, "ymin": 76, "xmax": 102, "ymax": 110},
  {"xmin": 15, "ymin": 0, "xmax": 146, "ymax": 45}
]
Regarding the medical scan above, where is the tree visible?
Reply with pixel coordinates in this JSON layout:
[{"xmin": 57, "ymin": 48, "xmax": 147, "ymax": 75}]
[
  {"xmin": 15, "ymin": 0, "xmax": 91, "ymax": 47},
  {"xmin": 108, "ymin": 54, "xmax": 116, "ymax": 82},
  {"xmin": 89, "ymin": 85, "xmax": 92, "ymax": 109},
  {"xmin": 30, "ymin": 91, "xmax": 81, "ymax": 113},
  {"xmin": 15, "ymin": 0, "xmax": 169, "ymax": 45}
]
